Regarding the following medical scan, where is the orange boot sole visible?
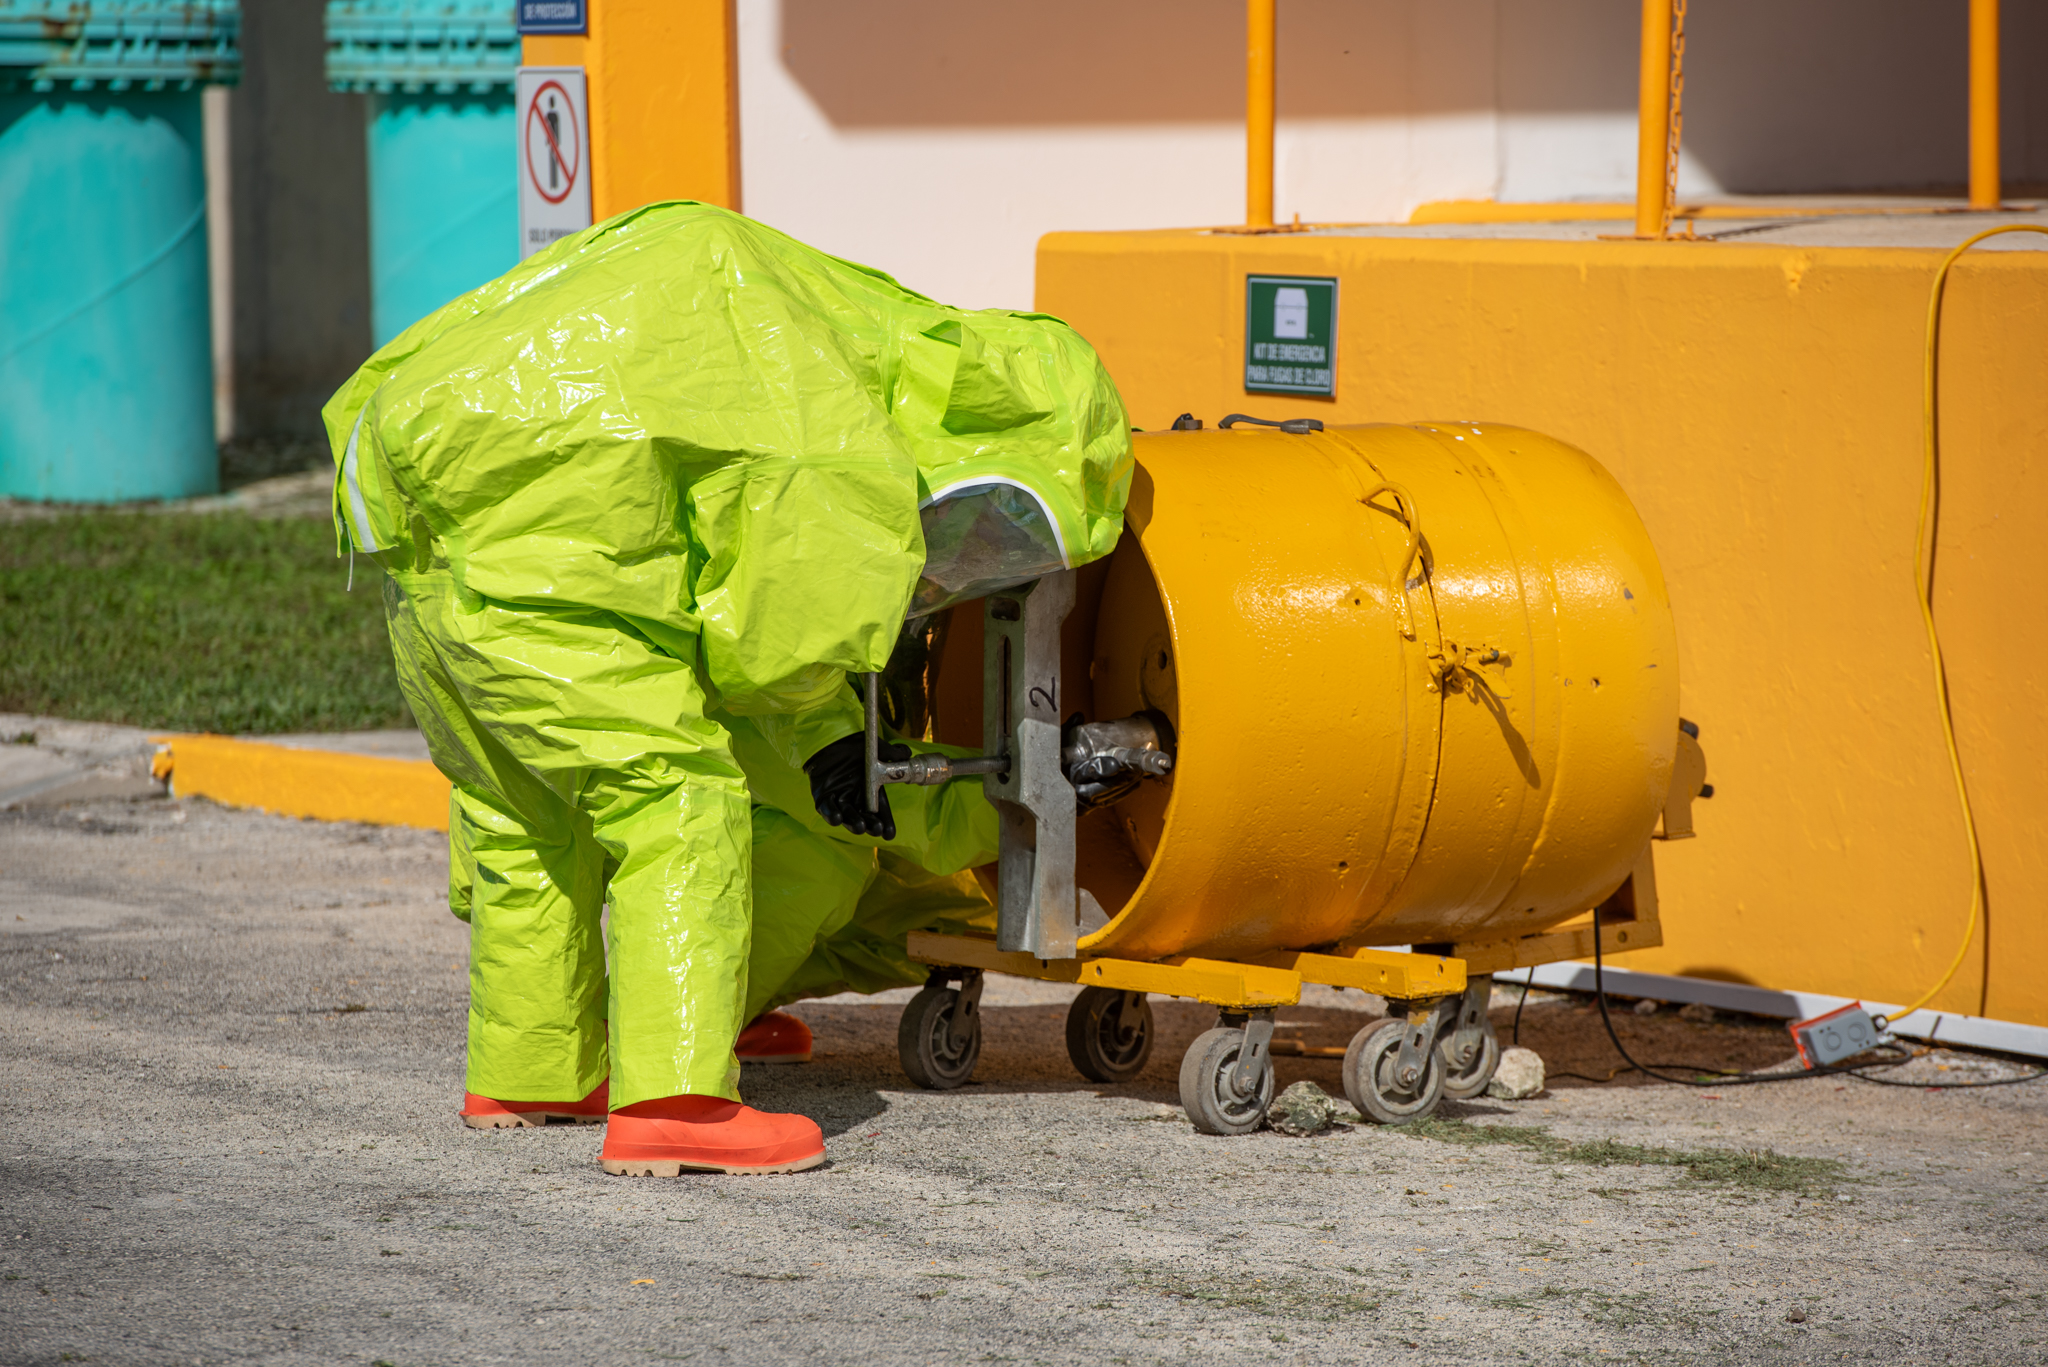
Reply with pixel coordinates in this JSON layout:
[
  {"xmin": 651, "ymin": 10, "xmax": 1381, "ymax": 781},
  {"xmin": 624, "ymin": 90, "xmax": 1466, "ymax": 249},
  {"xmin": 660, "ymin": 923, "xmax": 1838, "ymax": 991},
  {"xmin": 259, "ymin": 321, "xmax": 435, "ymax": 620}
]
[{"xmin": 460, "ymin": 1080, "xmax": 609, "ymax": 1129}]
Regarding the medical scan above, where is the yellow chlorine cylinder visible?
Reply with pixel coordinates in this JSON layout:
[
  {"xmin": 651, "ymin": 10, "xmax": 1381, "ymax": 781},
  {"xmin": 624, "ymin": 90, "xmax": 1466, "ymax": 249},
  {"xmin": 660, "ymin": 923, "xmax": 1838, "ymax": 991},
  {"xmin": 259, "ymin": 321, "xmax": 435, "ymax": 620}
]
[
  {"xmin": 1036, "ymin": 421, "xmax": 1680, "ymax": 962},
  {"xmin": 934, "ymin": 422, "xmax": 1680, "ymax": 962}
]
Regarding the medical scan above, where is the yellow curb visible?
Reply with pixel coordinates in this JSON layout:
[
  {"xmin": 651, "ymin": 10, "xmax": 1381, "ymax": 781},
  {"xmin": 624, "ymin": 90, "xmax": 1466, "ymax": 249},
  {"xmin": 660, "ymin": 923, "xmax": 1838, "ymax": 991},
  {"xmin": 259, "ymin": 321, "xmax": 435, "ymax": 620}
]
[{"xmin": 152, "ymin": 734, "xmax": 449, "ymax": 831}]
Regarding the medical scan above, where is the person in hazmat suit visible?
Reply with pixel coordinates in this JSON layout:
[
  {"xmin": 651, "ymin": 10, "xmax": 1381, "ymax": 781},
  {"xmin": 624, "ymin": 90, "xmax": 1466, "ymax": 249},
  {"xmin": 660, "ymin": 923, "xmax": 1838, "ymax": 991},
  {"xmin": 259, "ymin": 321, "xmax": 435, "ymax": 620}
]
[
  {"xmin": 323, "ymin": 202, "xmax": 1130, "ymax": 1176},
  {"xmin": 716, "ymin": 654, "xmax": 1006, "ymax": 1069},
  {"xmin": 445, "ymin": 672, "xmax": 1009, "ymax": 1084}
]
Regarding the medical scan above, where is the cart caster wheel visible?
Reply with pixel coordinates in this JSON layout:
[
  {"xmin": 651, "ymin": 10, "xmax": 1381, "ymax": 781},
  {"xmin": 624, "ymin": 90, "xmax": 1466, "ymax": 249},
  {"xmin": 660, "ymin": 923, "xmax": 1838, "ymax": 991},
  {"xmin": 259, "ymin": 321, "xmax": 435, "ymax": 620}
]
[
  {"xmin": 1343, "ymin": 1017, "xmax": 1445, "ymax": 1125},
  {"xmin": 1066, "ymin": 987, "xmax": 1154, "ymax": 1083},
  {"xmin": 1439, "ymin": 1028, "xmax": 1501, "ymax": 1101},
  {"xmin": 898, "ymin": 978, "xmax": 981, "ymax": 1090},
  {"xmin": 1178, "ymin": 1026, "xmax": 1276, "ymax": 1136}
]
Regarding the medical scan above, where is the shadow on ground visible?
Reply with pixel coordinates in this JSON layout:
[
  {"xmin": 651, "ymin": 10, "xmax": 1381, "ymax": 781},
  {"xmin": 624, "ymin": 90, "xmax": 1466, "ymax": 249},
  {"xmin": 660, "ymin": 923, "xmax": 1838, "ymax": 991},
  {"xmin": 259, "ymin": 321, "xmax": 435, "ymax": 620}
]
[{"xmin": 777, "ymin": 992, "xmax": 1817, "ymax": 1117}]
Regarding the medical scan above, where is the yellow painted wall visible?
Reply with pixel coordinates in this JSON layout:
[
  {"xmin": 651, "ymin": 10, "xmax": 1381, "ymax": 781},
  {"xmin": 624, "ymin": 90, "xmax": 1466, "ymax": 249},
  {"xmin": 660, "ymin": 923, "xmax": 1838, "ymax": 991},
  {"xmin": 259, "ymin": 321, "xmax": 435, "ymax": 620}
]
[
  {"xmin": 524, "ymin": 0, "xmax": 740, "ymax": 217},
  {"xmin": 1038, "ymin": 229, "xmax": 2047, "ymax": 1025}
]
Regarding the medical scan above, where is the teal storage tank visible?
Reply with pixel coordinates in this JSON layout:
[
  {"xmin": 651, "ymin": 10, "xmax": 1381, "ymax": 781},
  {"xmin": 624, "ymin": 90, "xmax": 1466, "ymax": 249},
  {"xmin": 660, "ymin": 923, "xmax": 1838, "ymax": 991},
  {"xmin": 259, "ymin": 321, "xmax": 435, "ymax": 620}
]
[
  {"xmin": 326, "ymin": 2, "xmax": 518, "ymax": 346},
  {"xmin": 0, "ymin": 2, "xmax": 239, "ymax": 503}
]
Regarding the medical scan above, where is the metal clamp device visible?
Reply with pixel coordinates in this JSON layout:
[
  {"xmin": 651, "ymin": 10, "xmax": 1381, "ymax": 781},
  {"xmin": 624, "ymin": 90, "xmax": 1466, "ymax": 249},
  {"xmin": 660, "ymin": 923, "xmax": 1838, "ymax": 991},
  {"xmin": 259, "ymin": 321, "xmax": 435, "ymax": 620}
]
[{"xmin": 861, "ymin": 571, "xmax": 1172, "ymax": 962}]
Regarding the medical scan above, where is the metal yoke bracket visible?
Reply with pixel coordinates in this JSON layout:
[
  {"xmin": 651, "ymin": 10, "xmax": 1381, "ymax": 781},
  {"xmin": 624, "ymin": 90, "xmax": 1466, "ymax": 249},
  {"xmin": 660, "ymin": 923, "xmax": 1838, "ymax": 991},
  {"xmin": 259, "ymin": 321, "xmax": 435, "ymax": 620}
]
[
  {"xmin": 946, "ymin": 968, "xmax": 984, "ymax": 1053},
  {"xmin": 922, "ymin": 965, "xmax": 986, "ymax": 1054},
  {"xmin": 1390, "ymin": 995, "xmax": 1462, "ymax": 1092},
  {"xmin": 982, "ymin": 572, "xmax": 1080, "ymax": 959},
  {"xmin": 1441, "ymin": 974, "xmax": 1496, "ymax": 1072},
  {"xmin": 1219, "ymin": 1010, "xmax": 1277, "ymax": 1099}
]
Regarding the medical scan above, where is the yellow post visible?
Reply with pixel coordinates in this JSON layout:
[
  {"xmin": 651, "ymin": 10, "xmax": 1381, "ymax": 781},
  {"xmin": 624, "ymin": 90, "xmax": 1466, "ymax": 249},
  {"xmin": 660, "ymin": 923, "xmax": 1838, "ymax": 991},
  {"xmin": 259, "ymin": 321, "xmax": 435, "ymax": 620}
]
[
  {"xmin": 523, "ymin": 0, "xmax": 742, "ymax": 219},
  {"xmin": 1634, "ymin": 0, "xmax": 1673, "ymax": 239},
  {"xmin": 1246, "ymin": 0, "xmax": 1275, "ymax": 228},
  {"xmin": 1969, "ymin": 0, "xmax": 2001, "ymax": 209}
]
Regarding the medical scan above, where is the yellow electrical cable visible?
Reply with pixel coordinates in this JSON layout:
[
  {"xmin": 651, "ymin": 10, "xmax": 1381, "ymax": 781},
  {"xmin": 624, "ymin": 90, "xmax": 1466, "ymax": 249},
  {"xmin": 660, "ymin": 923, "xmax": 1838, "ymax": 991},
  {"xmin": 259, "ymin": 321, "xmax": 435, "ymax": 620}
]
[{"xmin": 1885, "ymin": 223, "xmax": 2048, "ymax": 1027}]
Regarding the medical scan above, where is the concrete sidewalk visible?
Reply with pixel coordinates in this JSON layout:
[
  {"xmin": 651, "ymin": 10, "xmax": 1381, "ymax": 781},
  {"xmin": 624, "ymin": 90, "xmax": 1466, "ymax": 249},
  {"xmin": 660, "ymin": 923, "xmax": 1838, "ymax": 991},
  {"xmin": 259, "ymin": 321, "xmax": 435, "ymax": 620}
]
[
  {"xmin": 3, "ymin": 790, "xmax": 2045, "ymax": 1365},
  {"xmin": 0, "ymin": 715, "xmax": 164, "ymax": 811},
  {"xmin": 0, "ymin": 469, "xmax": 335, "ymax": 526}
]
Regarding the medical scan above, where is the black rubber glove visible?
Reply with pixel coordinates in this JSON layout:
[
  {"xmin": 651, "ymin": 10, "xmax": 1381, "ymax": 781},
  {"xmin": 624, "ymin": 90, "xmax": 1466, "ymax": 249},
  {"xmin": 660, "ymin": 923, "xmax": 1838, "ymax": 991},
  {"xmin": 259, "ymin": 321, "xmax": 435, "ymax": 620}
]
[{"xmin": 803, "ymin": 733, "xmax": 907, "ymax": 841}]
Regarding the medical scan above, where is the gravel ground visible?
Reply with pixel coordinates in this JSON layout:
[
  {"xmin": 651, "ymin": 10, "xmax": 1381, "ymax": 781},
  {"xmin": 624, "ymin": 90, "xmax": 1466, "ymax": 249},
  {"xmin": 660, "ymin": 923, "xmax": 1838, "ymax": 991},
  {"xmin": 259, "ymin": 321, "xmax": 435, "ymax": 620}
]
[{"xmin": 3, "ymin": 793, "xmax": 2045, "ymax": 1366}]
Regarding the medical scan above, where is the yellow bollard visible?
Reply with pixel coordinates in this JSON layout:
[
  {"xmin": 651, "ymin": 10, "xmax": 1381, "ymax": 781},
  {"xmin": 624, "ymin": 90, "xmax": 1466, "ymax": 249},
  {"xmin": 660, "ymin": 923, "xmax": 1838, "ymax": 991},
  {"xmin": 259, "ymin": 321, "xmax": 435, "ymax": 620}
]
[
  {"xmin": 1245, "ymin": 0, "xmax": 1276, "ymax": 228},
  {"xmin": 1633, "ymin": 0, "xmax": 1674, "ymax": 239},
  {"xmin": 1969, "ymin": 0, "xmax": 2002, "ymax": 210}
]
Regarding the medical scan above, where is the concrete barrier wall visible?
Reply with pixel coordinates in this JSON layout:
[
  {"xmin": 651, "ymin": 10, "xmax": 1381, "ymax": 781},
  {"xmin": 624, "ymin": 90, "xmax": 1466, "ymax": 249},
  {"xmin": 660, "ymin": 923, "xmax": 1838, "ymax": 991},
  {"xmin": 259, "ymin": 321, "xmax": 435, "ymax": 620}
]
[{"xmin": 1037, "ymin": 228, "xmax": 2048, "ymax": 1027}]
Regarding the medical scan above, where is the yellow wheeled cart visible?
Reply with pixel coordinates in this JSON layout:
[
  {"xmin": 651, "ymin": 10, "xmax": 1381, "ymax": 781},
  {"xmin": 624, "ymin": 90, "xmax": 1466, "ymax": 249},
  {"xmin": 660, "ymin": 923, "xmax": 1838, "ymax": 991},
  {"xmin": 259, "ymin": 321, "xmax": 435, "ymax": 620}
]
[{"xmin": 873, "ymin": 420, "xmax": 1708, "ymax": 1133}]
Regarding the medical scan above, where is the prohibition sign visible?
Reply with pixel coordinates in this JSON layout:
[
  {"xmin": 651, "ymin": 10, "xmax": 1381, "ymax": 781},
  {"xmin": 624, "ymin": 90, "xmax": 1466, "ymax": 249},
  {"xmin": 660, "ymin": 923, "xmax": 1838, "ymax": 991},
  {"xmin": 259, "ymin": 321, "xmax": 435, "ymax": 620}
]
[{"xmin": 525, "ymin": 79, "xmax": 580, "ymax": 205}]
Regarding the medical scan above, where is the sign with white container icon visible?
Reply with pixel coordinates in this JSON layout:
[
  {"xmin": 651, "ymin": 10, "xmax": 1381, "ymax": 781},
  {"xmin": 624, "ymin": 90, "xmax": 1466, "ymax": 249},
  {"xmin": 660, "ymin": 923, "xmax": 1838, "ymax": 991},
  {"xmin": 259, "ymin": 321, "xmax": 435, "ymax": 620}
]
[{"xmin": 1244, "ymin": 274, "xmax": 1337, "ymax": 397}]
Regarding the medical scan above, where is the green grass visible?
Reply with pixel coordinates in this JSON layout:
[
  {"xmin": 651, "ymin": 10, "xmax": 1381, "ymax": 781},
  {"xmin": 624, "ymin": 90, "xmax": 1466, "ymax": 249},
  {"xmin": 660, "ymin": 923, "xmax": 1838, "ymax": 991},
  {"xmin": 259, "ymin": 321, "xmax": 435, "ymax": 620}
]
[
  {"xmin": 0, "ymin": 512, "xmax": 409, "ymax": 734},
  {"xmin": 1399, "ymin": 1117, "xmax": 1846, "ymax": 1195}
]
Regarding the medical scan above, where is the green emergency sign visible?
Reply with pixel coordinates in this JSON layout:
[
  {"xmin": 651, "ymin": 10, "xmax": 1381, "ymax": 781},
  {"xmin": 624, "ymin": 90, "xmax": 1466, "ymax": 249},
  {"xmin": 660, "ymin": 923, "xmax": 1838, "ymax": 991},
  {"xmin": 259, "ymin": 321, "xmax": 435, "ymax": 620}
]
[{"xmin": 1244, "ymin": 274, "xmax": 1338, "ymax": 397}]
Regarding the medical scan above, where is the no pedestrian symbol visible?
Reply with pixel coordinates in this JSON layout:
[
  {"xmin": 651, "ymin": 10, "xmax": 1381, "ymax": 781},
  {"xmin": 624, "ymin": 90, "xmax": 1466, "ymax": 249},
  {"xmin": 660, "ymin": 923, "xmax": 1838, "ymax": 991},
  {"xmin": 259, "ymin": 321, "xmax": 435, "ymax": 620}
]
[
  {"xmin": 526, "ymin": 80, "xmax": 578, "ymax": 205},
  {"xmin": 516, "ymin": 66, "xmax": 592, "ymax": 260},
  {"xmin": 1244, "ymin": 274, "xmax": 1338, "ymax": 397}
]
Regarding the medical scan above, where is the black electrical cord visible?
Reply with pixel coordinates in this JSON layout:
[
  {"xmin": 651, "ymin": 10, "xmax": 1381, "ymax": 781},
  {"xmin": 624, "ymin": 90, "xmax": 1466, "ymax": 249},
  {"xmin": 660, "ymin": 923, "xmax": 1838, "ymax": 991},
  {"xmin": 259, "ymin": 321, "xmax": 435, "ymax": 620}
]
[
  {"xmin": 1585, "ymin": 920, "xmax": 1893, "ymax": 1088},
  {"xmin": 1823, "ymin": 1059, "xmax": 2048, "ymax": 1090},
  {"xmin": 1509, "ymin": 968, "xmax": 1692, "ymax": 1082},
  {"xmin": 1549, "ymin": 916, "xmax": 2048, "ymax": 1092}
]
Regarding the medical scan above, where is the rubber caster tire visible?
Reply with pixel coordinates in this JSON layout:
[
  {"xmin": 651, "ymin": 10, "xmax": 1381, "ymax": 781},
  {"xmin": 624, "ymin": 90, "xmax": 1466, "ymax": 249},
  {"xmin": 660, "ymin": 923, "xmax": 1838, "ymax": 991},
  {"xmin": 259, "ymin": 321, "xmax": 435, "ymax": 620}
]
[
  {"xmin": 1177, "ymin": 1026, "xmax": 1276, "ymax": 1136},
  {"xmin": 897, "ymin": 984, "xmax": 980, "ymax": 1090},
  {"xmin": 1439, "ymin": 1028, "xmax": 1502, "ymax": 1101},
  {"xmin": 1066, "ymin": 987, "xmax": 1154, "ymax": 1084},
  {"xmin": 1343, "ymin": 1017, "xmax": 1446, "ymax": 1125}
]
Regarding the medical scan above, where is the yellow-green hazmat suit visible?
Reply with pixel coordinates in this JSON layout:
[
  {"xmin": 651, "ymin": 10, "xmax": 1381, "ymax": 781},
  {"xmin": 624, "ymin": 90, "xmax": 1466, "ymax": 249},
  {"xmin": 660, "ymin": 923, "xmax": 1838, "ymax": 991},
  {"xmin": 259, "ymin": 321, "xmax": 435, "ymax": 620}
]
[
  {"xmin": 722, "ymin": 696, "xmax": 1001, "ymax": 1022},
  {"xmin": 324, "ymin": 203, "xmax": 1129, "ymax": 1109}
]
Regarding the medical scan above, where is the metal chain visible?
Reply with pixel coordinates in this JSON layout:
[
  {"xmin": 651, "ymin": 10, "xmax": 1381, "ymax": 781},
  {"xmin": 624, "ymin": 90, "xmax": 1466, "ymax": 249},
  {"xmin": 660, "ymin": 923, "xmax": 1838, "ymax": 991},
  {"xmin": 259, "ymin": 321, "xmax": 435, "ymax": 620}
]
[{"xmin": 1660, "ymin": 0, "xmax": 1689, "ymax": 239}]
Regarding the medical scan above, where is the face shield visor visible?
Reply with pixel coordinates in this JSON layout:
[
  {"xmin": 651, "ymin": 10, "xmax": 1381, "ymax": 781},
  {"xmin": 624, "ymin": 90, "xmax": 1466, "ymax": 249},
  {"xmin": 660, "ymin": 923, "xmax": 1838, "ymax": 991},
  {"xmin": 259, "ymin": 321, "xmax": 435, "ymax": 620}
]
[{"xmin": 907, "ymin": 481, "xmax": 1068, "ymax": 619}]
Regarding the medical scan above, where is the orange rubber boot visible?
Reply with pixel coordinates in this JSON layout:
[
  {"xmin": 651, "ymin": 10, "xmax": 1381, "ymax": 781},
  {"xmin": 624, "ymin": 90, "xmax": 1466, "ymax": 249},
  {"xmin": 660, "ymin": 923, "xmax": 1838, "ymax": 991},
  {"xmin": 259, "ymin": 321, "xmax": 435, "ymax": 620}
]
[
  {"xmin": 735, "ymin": 1010, "xmax": 813, "ymax": 1064},
  {"xmin": 460, "ymin": 1080, "xmax": 609, "ymax": 1129},
  {"xmin": 600, "ymin": 1095, "xmax": 826, "ymax": 1176}
]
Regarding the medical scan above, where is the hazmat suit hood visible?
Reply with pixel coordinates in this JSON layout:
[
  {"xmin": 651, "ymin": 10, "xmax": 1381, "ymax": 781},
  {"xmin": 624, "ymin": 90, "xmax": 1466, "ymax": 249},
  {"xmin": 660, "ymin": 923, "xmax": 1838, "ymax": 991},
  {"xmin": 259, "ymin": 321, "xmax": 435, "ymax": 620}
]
[{"xmin": 323, "ymin": 201, "xmax": 1131, "ymax": 719}]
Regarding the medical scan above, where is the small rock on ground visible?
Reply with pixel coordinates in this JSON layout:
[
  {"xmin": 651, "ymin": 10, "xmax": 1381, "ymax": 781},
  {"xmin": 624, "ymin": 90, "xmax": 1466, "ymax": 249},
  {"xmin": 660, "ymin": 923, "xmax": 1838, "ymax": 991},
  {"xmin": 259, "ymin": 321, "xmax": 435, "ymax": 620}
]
[
  {"xmin": 1486, "ymin": 1045, "xmax": 1546, "ymax": 1099},
  {"xmin": 1265, "ymin": 1080, "xmax": 1339, "ymax": 1136},
  {"xmin": 1679, "ymin": 1001, "xmax": 1717, "ymax": 1023}
]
